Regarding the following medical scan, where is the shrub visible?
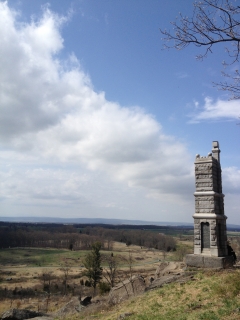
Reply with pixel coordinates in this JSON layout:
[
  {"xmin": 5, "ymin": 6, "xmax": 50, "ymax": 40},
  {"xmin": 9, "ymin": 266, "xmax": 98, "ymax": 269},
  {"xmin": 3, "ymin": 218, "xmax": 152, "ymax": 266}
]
[
  {"xmin": 98, "ymin": 282, "xmax": 111, "ymax": 295},
  {"xmin": 85, "ymin": 280, "xmax": 91, "ymax": 287}
]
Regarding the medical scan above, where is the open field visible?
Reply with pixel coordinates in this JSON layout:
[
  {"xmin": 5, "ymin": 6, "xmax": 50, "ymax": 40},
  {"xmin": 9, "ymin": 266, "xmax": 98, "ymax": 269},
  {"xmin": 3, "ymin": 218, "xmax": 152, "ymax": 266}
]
[
  {"xmin": 227, "ymin": 231, "xmax": 240, "ymax": 237},
  {"xmin": 0, "ymin": 242, "xmax": 165, "ymax": 268},
  {"xmin": 0, "ymin": 241, "xmax": 174, "ymax": 315},
  {"xmin": 1, "ymin": 238, "xmax": 240, "ymax": 319},
  {"xmin": 2, "ymin": 267, "xmax": 239, "ymax": 319},
  {"xmin": 0, "ymin": 242, "xmax": 172, "ymax": 313}
]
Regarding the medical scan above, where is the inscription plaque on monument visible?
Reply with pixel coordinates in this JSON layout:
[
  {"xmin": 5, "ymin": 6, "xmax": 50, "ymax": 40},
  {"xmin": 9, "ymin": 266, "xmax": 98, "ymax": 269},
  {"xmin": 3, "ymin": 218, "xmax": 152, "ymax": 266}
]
[{"xmin": 201, "ymin": 222, "xmax": 210, "ymax": 249}]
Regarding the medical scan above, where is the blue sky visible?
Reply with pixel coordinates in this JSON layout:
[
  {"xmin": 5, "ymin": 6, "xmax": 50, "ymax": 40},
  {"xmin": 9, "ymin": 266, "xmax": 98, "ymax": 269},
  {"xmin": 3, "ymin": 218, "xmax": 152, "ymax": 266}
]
[{"xmin": 1, "ymin": 0, "xmax": 240, "ymax": 224}]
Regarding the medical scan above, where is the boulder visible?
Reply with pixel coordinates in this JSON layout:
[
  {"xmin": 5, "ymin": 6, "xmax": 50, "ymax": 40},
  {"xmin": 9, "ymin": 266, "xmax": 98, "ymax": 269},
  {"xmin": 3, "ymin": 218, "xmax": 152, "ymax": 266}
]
[
  {"xmin": 147, "ymin": 274, "xmax": 195, "ymax": 291},
  {"xmin": 80, "ymin": 296, "xmax": 92, "ymax": 306},
  {"xmin": 108, "ymin": 275, "xmax": 145, "ymax": 305},
  {"xmin": 149, "ymin": 277, "xmax": 154, "ymax": 284},
  {"xmin": 53, "ymin": 297, "xmax": 83, "ymax": 318},
  {"xmin": 1, "ymin": 308, "xmax": 46, "ymax": 320},
  {"xmin": 118, "ymin": 313, "xmax": 134, "ymax": 319},
  {"xmin": 154, "ymin": 261, "xmax": 185, "ymax": 279}
]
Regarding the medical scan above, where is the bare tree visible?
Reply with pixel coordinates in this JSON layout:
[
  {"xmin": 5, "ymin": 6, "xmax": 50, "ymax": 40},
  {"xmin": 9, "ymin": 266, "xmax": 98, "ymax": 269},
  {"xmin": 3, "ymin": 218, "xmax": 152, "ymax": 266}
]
[
  {"xmin": 160, "ymin": 0, "xmax": 240, "ymax": 98},
  {"xmin": 102, "ymin": 253, "xmax": 119, "ymax": 288},
  {"xmin": 39, "ymin": 270, "xmax": 54, "ymax": 294},
  {"xmin": 60, "ymin": 261, "xmax": 71, "ymax": 295},
  {"xmin": 122, "ymin": 251, "xmax": 135, "ymax": 295},
  {"xmin": 162, "ymin": 250, "xmax": 167, "ymax": 261}
]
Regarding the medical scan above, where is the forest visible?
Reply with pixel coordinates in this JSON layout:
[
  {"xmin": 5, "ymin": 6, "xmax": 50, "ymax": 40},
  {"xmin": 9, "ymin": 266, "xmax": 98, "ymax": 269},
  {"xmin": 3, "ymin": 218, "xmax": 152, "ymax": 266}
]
[{"xmin": 0, "ymin": 222, "xmax": 178, "ymax": 252}]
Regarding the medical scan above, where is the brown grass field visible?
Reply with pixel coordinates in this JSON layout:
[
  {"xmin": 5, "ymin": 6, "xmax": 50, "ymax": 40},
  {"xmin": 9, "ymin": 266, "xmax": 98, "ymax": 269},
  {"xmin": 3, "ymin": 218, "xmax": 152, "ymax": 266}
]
[
  {"xmin": 0, "ymin": 241, "xmax": 172, "ymax": 315},
  {"xmin": 2, "ymin": 240, "xmax": 240, "ymax": 319}
]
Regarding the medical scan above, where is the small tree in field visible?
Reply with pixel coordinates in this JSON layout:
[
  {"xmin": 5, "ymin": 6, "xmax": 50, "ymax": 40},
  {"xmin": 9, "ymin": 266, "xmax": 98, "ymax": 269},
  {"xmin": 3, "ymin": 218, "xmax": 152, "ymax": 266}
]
[
  {"xmin": 103, "ymin": 253, "xmax": 119, "ymax": 288},
  {"xmin": 83, "ymin": 242, "xmax": 103, "ymax": 293},
  {"xmin": 39, "ymin": 270, "xmax": 54, "ymax": 294},
  {"xmin": 59, "ymin": 261, "xmax": 71, "ymax": 295}
]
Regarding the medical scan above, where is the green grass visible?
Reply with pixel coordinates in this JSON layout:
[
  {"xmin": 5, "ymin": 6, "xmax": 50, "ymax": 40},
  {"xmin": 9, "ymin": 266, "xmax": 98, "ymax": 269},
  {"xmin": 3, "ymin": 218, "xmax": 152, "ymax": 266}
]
[
  {"xmin": 144, "ymin": 228, "xmax": 194, "ymax": 237},
  {"xmin": 0, "ymin": 248, "xmax": 88, "ymax": 267},
  {"xmin": 227, "ymin": 231, "xmax": 240, "ymax": 237},
  {"xmin": 0, "ymin": 247, "xmax": 145, "ymax": 268},
  {"xmin": 75, "ymin": 270, "xmax": 240, "ymax": 320},
  {"xmin": 1, "ymin": 247, "xmax": 240, "ymax": 320}
]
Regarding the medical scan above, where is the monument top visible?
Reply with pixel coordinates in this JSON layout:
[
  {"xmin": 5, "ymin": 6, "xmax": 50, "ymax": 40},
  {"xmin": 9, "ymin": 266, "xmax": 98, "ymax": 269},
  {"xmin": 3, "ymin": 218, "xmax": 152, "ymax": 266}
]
[
  {"xmin": 212, "ymin": 140, "xmax": 220, "ymax": 162},
  {"xmin": 195, "ymin": 141, "xmax": 221, "ymax": 163},
  {"xmin": 212, "ymin": 141, "xmax": 219, "ymax": 148}
]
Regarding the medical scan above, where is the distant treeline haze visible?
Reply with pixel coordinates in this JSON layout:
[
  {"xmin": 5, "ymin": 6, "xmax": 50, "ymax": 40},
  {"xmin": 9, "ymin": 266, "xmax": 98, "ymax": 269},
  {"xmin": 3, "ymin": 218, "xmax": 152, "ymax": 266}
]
[{"xmin": 0, "ymin": 223, "xmax": 176, "ymax": 251}]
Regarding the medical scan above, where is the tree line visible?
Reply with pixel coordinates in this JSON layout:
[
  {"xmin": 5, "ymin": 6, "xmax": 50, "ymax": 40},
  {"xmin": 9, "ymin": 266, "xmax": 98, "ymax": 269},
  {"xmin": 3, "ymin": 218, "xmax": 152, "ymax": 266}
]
[{"xmin": 0, "ymin": 223, "xmax": 176, "ymax": 252}]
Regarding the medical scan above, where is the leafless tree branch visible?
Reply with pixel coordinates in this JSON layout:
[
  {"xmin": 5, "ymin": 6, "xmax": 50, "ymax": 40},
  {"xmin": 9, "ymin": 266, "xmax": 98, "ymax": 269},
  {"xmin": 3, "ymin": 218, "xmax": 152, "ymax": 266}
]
[{"xmin": 160, "ymin": 0, "xmax": 240, "ymax": 98}]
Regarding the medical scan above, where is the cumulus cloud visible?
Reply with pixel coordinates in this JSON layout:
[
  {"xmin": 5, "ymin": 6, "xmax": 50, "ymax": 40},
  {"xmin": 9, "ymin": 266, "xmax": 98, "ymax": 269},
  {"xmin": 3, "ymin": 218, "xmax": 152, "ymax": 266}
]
[
  {"xmin": 1, "ymin": 2, "xmax": 240, "ymax": 223},
  {"xmin": 223, "ymin": 167, "xmax": 240, "ymax": 194},
  {"xmin": 0, "ymin": 2, "xmax": 196, "ymax": 220},
  {"xmin": 189, "ymin": 97, "xmax": 240, "ymax": 123}
]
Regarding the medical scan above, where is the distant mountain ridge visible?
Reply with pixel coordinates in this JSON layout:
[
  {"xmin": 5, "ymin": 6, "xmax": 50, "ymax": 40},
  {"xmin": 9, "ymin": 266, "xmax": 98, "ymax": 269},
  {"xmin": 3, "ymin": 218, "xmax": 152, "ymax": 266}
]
[
  {"xmin": 0, "ymin": 216, "xmax": 240, "ymax": 229},
  {"xmin": 0, "ymin": 216, "xmax": 192, "ymax": 226}
]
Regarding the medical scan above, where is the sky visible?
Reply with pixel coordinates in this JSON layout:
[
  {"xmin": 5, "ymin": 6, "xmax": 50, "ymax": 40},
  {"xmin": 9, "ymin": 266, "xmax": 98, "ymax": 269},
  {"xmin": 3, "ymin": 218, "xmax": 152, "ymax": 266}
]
[{"xmin": 0, "ymin": 0, "xmax": 240, "ymax": 224}]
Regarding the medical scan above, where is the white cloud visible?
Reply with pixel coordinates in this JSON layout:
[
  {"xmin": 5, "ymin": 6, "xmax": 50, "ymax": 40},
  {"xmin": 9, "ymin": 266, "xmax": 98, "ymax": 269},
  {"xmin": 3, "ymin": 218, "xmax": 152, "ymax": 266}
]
[
  {"xmin": 1, "ymin": 2, "xmax": 239, "ymax": 223},
  {"xmin": 223, "ymin": 167, "xmax": 240, "ymax": 194},
  {"xmin": 176, "ymin": 72, "xmax": 189, "ymax": 79},
  {"xmin": 189, "ymin": 97, "xmax": 240, "ymax": 123},
  {"xmin": 0, "ymin": 2, "xmax": 205, "ymax": 221}
]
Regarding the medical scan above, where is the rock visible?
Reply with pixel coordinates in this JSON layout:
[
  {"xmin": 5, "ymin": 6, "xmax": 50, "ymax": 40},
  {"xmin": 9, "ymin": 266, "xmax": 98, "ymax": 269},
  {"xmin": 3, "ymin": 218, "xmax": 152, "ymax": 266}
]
[
  {"xmin": 80, "ymin": 296, "xmax": 92, "ymax": 306},
  {"xmin": 147, "ymin": 274, "xmax": 195, "ymax": 291},
  {"xmin": 108, "ymin": 275, "xmax": 145, "ymax": 305},
  {"xmin": 53, "ymin": 297, "xmax": 84, "ymax": 318},
  {"xmin": 1, "ymin": 308, "xmax": 46, "ymax": 320},
  {"xmin": 149, "ymin": 277, "xmax": 154, "ymax": 283},
  {"xmin": 147, "ymin": 274, "xmax": 180, "ymax": 290},
  {"xmin": 154, "ymin": 262, "xmax": 185, "ymax": 279},
  {"xmin": 117, "ymin": 312, "xmax": 134, "ymax": 319}
]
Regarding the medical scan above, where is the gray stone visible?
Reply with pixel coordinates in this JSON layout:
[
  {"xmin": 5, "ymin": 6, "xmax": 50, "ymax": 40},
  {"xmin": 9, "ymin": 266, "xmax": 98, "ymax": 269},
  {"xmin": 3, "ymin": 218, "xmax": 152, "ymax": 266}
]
[
  {"xmin": 1, "ymin": 309, "xmax": 46, "ymax": 320},
  {"xmin": 147, "ymin": 273, "xmax": 195, "ymax": 291},
  {"xmin": 118, "ymin": 313, "xmax": 134, "ymax": 319},
  {"xmin": 108, "ymin": 275, "xmax": 145, "ymax": 305},
  {"xmin": 185, "ymin": 254, "xmax": 234, "ymax": 269},
  {"xmin": 53, "ymin": 297, "xmax": 83, "ymax": 318},
  {"xmin": 188, "ymin": 141, "xmax": 233, "ymax": 267}
]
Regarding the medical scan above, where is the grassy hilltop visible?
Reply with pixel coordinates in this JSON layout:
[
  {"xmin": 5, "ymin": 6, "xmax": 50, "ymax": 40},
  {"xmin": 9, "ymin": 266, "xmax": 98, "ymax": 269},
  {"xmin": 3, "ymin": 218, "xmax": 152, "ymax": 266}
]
[{"xmin": 75, "ymin": 269, "xmax": 240, "ymax": 320}]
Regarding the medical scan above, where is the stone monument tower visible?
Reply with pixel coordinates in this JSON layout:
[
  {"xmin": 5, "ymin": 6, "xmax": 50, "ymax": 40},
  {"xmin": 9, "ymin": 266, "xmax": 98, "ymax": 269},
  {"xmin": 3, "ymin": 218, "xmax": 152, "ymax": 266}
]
[{"xmin": 186, "ymin": 141, "xmax": 233, "ymax": 268}]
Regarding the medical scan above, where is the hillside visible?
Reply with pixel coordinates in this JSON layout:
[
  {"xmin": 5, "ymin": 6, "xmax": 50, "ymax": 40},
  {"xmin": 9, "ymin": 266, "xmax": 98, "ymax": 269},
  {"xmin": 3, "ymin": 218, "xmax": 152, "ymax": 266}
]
[
  {"xmin": 0, "ymin": 225, "xmax": 240, "ymax": 320},
  {"xmin": 72, "ymin": 268, "xmax": 240, "ymax": 320}
]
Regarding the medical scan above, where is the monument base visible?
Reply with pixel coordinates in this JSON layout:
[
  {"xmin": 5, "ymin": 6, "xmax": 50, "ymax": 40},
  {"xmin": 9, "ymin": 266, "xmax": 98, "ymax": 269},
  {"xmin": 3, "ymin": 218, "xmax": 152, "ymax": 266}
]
[{"xmin": 185, "ymin": 254, "xmax": 234, "ymax": 269}]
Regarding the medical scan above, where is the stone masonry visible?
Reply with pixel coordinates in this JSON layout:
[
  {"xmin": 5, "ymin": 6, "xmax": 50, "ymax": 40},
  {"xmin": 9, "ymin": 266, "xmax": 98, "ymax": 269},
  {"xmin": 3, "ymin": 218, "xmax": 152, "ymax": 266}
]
[{"xmin": 186, "ymin": 141, "xmax": 233, "ymax": 268}]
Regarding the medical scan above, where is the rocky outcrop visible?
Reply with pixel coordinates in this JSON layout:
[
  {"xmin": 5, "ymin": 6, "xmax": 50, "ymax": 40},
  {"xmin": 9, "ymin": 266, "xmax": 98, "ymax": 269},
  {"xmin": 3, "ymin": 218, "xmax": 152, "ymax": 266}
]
[
  {"xmin": 108, "ymin": 275, "xmax": 146, "ymax": 305},
  {"xmin": 1, "ymin": 309, "xmax": 48, "ymax": 320},
  {"xmin": 154, "ymin": 261, "xmax": 185, "ymax": 279},
  {"xmin": 53, "ymin": 297, "xmax": 84, "ymax": 318},
  {"xmin": 145, "ymin": 261, "xmax": 195, "ymax": 290}
]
